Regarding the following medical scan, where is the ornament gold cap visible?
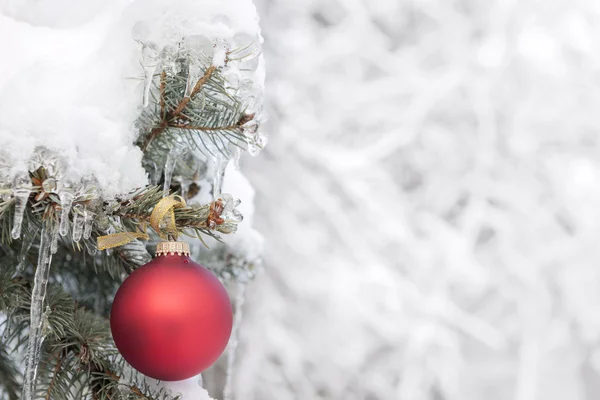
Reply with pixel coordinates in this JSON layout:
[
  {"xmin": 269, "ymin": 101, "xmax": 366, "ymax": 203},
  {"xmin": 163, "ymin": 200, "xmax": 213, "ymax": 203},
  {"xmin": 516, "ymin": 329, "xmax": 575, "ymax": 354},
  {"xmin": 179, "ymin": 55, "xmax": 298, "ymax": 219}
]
[{"xmin": 155, "ymin": 241, "xmax": 190, "ymax": 257}]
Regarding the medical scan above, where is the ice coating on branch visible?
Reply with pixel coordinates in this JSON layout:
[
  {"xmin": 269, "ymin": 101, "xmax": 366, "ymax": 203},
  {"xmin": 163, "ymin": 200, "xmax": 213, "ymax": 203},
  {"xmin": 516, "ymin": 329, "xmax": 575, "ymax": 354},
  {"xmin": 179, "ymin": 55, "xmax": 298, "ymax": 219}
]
[
  {"xmin": 21, "ymin": 224, "xmax": 54, "ymax": 400},
  {"xmin": 10, "ymin": 171, "xmax": 32, "ymax": 240}
]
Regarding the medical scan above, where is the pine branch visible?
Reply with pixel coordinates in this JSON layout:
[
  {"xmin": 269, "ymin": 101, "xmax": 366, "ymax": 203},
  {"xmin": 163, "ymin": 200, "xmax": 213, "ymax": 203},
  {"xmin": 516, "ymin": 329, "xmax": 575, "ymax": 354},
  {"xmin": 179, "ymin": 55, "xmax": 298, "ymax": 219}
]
[
  {"xmin": 141, "ymin": 65, "xmax": 217, "ymax": 151},
  {"xmin": 136, "ymin": 57, "xmax": 253, "ymax": 161},
  {"xmin": 0, "ymin": 169, "xmax": 240, "ymax": 256},
  {"xmin": 112, "ymin": 186, "xmax": 237, "ymax": 240},
  {"xmin": 45, "ymin": 356, "xmax": 63, "ymax": 400}
]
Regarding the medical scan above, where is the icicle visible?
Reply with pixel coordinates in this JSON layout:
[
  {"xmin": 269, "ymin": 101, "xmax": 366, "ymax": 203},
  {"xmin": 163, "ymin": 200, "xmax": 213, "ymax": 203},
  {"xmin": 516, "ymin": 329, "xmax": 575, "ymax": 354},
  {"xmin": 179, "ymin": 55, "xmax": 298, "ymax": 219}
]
[
  {"xmin": 11, "ymin": 171, "xmax": 32, "ymax": 240},
  {"xmin": 17, "ymin": 227, "xmax": 39, "ymax": 272},
  {"xmin": 248, "ymin": 134, "xmax": 268, "ymax": 157},
  {"xmin": 163, "ymin": 148, "xmax": 178, "ymax": 197},
  {"xmin": 141, "ymin": 44, "xmax": 159, "ymax": 107},
  {"xmin": 85, "ymin": 240, "xmax": 97, "ymax": 256},
  {"xmin": 163, "ymin": 146, "xmax": 187, "ymax": 197},
  {"xmin": 232, "ymin": 146, "xmax": 242, "ymax": 170},
  {"xmin": 72, "ymin": 205, "xmax": 84, "ymax": 242},
  {"xmin": 58, "ymin": 190, "xmax": 74, "ymax": 236},
  {"xmin": 21, "ymin": 224, "xmax": 54, "ymax": 400},
  {"xmin": 83, "ymin": 209, "xmax": 94, "ymax": 240},
  {"xmin": 220, "ymin": 193, "xmax": 234, "ymax": 212},
  {"xmin": 50, "ymin": 222, "xmax": 60, "ymax": 254},
  {"xmin": 185, "ymin": 61, "xmax": 202, "ymax": 98},
  {"xmin": 212, "ymin": 154, "xmax": 229, "ymax": 200},
  {"xmin": 150, "ymin": 161, "xmax": 162, "ymax": 185},
  {"xmin": 223, "ymin": 282, "xmax": 247, "ymax": 400}
]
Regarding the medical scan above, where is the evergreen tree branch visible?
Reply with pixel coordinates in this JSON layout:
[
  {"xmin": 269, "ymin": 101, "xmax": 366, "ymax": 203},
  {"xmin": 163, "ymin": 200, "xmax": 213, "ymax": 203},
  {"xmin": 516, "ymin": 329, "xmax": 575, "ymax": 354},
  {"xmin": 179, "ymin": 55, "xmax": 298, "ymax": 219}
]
[{"xmin": 141, "ymin": 65, "xmax": 217, "ymax": 151}]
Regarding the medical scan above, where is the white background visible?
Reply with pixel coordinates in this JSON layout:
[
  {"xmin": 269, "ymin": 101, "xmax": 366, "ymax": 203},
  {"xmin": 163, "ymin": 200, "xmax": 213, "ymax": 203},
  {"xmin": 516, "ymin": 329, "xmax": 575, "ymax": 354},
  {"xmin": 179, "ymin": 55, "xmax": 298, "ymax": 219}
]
[{"xmin": 239, "ymin": 0, "xmax": 600, "ymax": 399}]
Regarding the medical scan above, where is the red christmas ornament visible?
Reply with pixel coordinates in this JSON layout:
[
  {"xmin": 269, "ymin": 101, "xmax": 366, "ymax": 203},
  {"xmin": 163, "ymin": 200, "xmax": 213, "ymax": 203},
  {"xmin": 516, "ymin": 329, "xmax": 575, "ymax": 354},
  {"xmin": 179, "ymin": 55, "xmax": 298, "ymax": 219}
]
[{"xmin": 110, "ymin": 241, "xmax": 233, "ymax": 381}]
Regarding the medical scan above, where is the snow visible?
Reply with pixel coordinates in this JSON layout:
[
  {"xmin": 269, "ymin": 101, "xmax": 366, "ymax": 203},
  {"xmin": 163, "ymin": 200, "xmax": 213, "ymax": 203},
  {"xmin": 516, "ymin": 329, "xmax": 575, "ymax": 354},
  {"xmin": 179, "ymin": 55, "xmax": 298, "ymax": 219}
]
[
  {"xmin": 145, "ymin": 375, "xmax": 215, "ymax": 400},
  {"xmin": 0, "ymin": 0, "xmax": 264, "ymax": 198}
]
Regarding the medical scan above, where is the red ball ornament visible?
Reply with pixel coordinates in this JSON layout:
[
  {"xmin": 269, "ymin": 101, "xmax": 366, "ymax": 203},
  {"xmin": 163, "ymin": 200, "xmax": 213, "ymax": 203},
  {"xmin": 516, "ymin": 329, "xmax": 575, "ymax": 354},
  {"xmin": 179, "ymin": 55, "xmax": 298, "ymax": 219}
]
[{"xmin": 110, "ymin": 241, "xmax": 233, "ymax": 381}]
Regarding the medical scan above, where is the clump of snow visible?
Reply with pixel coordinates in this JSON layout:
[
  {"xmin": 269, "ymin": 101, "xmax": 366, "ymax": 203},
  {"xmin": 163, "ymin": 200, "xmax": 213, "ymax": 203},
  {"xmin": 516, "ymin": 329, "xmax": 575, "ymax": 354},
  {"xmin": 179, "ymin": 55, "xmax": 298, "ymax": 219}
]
[{"xmin": 146, "ymin": 375, "xmax": 215, "ymax": 400}]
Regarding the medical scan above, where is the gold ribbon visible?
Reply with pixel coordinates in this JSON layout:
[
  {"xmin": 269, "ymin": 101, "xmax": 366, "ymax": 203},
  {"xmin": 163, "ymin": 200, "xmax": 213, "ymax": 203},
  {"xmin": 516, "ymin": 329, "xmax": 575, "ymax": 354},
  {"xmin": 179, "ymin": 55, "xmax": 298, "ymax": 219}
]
[
  {"xmin": 149, "ymin": 195, "xmax": 186, "ymax": 239},
  {"xmin": 96, "ymin": 195, "xmax": 186, "ymax": 250},
  {"xmin": 97, "ymin": 232, "xmax": 150, "ymax": 251}
]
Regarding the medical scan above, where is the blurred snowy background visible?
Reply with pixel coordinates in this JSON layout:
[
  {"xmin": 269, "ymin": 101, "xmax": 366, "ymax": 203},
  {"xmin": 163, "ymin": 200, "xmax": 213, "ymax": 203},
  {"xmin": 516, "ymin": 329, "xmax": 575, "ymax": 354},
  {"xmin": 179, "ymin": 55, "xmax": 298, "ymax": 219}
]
[{"xmin": 231, "ymin": 0, "xmax": 600, "ymax": 399}]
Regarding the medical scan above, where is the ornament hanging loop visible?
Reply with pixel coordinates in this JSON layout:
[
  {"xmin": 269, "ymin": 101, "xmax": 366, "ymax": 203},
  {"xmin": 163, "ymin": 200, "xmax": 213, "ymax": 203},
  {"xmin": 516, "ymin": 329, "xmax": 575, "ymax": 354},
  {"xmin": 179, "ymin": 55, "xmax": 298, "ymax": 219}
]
[{"xmin": 155, "ymin": 241, "xmax": 190, "ymax": 257}]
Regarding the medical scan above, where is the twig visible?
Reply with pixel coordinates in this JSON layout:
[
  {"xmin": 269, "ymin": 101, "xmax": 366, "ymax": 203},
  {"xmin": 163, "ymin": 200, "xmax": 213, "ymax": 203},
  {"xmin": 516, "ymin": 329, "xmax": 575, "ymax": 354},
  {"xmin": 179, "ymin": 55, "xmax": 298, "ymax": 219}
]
[
  {"xmin": 159, "ymin": 71, "xmax": 167, "ymax": 118},
  {"xmin": 45, "ymin": 353, "xmax": 65, "ymax": 400},
  {"xmin": 169, "ymin": 123, "xmax": 241, "ymax": 131}
]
